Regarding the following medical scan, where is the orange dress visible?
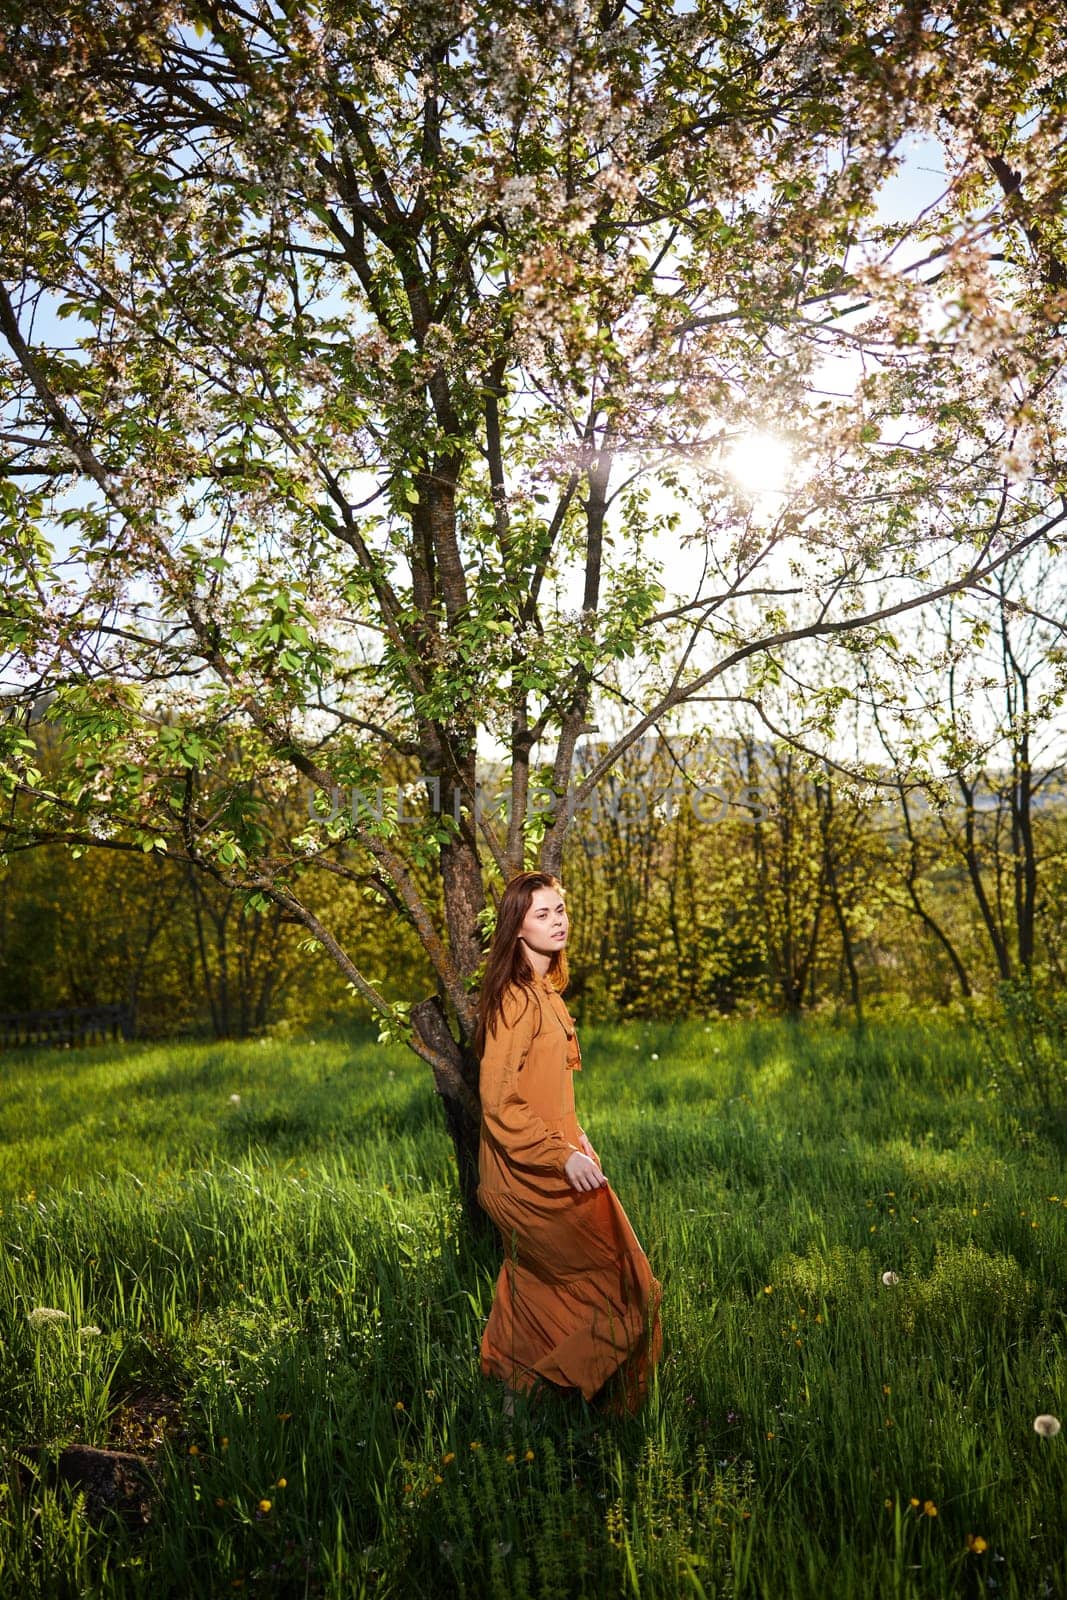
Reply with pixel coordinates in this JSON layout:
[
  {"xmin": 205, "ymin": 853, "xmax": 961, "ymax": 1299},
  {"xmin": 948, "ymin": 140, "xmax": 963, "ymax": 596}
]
[{"xmin": 477, "ymin": 973, "xmax": 661, "ymax": 1410}]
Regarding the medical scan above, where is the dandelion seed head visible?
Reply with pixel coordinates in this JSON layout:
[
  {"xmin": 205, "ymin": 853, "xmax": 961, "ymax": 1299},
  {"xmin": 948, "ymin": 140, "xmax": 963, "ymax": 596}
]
[
  {"xmin": 881, "ymin": 1271, "xmax": 900, "ymax": 1286},
  {"xmin": 229, "ymin": 1093, "xmax": 241, "ymax": 1106},
  {"xmin": 1033, "ymin": 1414, "xmax": 1061, "ymax": 1437}
]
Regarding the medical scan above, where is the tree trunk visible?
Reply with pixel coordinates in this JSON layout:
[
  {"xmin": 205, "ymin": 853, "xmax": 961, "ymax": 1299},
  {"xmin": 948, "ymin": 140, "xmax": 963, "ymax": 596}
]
[
  {"xmin": 411, "ymin": 995, "xmax": 492, "ymax": 1240},
  {"xmin": 893, "ymin": 778, "xmax": 973, "ymax": 998},
  {"xmin": 816, "ymin": 779, "xmax": 862, "ymax": 1020},
  {"xmin": 956, "ymin": 777, "xmax": 1013, "ymax": 981}
]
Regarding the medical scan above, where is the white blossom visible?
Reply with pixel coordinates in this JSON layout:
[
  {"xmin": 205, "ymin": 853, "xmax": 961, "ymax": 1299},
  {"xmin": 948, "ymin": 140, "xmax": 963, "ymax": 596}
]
[{"xmin": 27, "ymin": 1307, "xmax": 71, "ymax": 1327}]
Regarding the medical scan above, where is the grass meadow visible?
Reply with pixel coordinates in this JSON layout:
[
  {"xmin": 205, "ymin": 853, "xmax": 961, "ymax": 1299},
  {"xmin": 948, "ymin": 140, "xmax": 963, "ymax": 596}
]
[{"xmin": 0, "ymin": 1016, "xmax": 1064, "ymax": 1600}]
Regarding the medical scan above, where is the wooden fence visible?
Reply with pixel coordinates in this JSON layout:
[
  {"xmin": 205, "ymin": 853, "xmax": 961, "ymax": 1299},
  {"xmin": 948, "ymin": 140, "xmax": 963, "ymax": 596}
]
[{"xmin": 0, "ymin": 1005, "xmax": 133, "ymax": 1050}]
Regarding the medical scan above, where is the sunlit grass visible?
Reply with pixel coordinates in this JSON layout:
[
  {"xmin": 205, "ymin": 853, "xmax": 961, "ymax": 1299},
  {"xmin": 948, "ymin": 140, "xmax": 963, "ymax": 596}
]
[{"xmin": 0, "ymin": 1018, "xmax": 1064, "ymax": 1598}]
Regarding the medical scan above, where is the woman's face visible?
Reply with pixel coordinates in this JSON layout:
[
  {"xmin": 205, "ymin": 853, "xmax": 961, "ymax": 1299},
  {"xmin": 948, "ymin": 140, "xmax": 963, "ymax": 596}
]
[{"xmin": 518, "ymin": 885, "xmax": 568, "ymax": 959}]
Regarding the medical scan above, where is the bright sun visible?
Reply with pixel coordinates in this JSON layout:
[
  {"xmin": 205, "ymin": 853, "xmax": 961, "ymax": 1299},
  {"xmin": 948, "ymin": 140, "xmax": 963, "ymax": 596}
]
[{"xmin": 723, "ymin": 430, "xmax": 794, "ymax": 499}]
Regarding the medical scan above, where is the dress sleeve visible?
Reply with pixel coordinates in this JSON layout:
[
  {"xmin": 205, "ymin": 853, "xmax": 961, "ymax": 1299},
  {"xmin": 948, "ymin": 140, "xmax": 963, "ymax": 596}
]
[{"xmin": 480, "ymin": 986, "xmax": 578, "ymax": 1177}]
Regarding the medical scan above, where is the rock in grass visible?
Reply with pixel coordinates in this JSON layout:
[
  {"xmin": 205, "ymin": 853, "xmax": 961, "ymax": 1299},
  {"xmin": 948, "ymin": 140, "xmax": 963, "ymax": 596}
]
[{"xmin": 14, "ymin": 1444, "xmax": 158, "ymax": 1527}]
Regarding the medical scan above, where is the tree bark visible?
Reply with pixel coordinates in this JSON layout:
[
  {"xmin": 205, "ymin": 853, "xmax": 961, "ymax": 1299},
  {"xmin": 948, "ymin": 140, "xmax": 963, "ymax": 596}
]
[{"xmin": 411, "ymin": 995, "xmax": 491, "ymax": 1239}]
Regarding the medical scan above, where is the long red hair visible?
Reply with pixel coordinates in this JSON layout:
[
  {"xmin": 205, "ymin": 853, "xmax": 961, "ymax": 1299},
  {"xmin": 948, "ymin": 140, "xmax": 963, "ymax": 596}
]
[{"xmin": 475, "ymin": 872, "xmax": 568, "ymax": 1059}]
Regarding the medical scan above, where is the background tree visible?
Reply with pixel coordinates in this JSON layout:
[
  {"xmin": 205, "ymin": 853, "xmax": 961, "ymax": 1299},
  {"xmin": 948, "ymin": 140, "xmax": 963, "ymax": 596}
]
[
  {"xmin": 563, "ymin": 727, "xmax": 767, "ymax": 1017},
  {"xmin": 1, "ymin": 0, "xmax": 1066, "ymax": 1220},
  {"xmin": 917, "ymin": 563, "xmax": 1067, "ymax": 985}
]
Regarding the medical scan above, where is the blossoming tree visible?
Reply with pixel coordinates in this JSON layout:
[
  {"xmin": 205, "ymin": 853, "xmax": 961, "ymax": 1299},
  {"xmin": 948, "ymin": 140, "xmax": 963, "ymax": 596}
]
[{"xmin": 1, "ymin": 0, "xmax": 1065, "ymax": 1218}]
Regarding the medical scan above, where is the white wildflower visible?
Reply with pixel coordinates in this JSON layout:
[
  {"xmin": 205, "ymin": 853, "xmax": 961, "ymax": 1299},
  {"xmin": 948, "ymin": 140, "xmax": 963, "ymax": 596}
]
[
  {"xmin": 229, "ymin": 1093, "xmax": 241, "ymax": 1106},
  {"xmin": 27, "ymin": 1307, "xmax": 70, "ymax": 1327}
]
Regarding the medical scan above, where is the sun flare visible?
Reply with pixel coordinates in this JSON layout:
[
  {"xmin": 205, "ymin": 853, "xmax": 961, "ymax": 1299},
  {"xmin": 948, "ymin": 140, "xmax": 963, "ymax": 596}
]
[{"xmin": 723, "ymin": 431, "xmax": 794, "ymax": 499}]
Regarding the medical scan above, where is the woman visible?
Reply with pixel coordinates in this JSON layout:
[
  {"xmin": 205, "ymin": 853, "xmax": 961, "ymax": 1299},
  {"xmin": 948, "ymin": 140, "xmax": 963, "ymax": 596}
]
[{"xmin": 475, "ymin": 871, "xmax": 661, "ymax": 1412}]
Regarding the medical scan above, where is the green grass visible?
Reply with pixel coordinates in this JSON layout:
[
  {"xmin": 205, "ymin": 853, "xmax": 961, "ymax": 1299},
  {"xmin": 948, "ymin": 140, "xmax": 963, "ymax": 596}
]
[{"xmin": 0, "ymin": 1018, "xmax": 1064, "ymax": 1599}]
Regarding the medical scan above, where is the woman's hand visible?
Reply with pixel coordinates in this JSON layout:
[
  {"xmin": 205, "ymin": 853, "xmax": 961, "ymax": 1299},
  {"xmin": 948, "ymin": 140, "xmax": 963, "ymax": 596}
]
[
  {"xmin": 564, "ymin": 1149, "xmax": 609, "ymax": 1192},
  {"xmin": 578, "ymin": 1131, "xmax": 600, "ymax": 1166}
]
